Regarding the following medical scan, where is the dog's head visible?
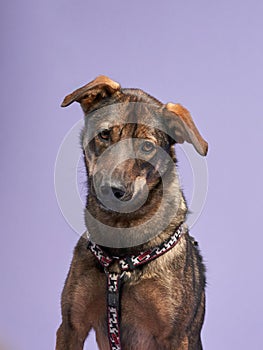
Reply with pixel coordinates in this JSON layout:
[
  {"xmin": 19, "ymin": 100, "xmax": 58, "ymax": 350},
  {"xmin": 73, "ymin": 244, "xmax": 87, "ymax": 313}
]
[{"xmin": 61, "ymin": 76, "xmax": 208, "ymax": 244}]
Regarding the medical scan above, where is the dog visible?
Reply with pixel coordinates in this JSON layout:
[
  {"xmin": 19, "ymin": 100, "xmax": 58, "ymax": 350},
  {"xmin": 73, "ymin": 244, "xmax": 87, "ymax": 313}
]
[{"xmin": 56, "ymin": 76, "xmax": 208, "ymax": 350}]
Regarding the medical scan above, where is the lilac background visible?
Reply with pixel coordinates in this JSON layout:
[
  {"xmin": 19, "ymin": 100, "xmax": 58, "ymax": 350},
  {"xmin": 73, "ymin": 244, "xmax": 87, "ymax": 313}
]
[{"xmin": 1, "ymin": 1, "xmax": 263, "ymax": 349}]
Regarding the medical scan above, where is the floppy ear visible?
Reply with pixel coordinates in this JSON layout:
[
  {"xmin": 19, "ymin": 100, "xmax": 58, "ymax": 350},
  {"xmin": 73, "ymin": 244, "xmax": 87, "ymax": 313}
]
[
  {"xmin": 164, "ymin": 103, "xmax": 208, "ymax": 156},
  {"xmin": 61, "ymin": 75, "xmax": 121, "ymax": 114}
]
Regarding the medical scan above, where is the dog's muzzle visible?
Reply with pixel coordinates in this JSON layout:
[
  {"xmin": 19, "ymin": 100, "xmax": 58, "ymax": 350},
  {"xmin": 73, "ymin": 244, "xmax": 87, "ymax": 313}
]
[{"xmin": 94, "ymin": 174, "xmax": 149, "ymax": 213}]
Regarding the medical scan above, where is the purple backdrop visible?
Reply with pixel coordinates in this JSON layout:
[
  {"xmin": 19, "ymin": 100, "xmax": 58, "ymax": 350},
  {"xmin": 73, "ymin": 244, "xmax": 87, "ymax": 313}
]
[{"xmin": 1, "ymin": 1, "xmax": 263, "ymax": 349}]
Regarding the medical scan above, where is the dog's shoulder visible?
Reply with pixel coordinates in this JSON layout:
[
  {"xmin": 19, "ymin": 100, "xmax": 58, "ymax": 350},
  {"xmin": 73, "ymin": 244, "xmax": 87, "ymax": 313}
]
[
  {"xmin": 67, "ymin": 233, "xmax": 99, "ymax": 277},
  {"xmin": 74, "ymin": 232, "xmax": 89, "ymax": 254},
  {"xmin": 184, "ymin": 232, "xmax": 206, "ymax": 287}
]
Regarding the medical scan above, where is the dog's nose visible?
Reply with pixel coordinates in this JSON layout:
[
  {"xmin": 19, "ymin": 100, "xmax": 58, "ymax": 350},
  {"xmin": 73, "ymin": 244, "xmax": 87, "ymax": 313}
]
[
  {"xmin": 111, "ymin": 187, "xmax": 126, "ymax": 200},
  {"xmin": 100, "ymin": 185, "xmax": 132, "ymax": 201}
]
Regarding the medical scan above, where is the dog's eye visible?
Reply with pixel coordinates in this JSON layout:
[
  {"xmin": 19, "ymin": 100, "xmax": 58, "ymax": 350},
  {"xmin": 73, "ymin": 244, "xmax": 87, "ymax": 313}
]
[
  {"xmin": 141, "ymin": 141, "xmax": 155, "ymax": 153},
  {"xmin": 98, "ymin": 129, "xmax": 111, "ymax": 141}
]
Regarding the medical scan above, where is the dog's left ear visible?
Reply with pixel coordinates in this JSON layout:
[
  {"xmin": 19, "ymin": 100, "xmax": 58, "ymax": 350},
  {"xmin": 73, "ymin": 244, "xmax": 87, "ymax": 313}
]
[
  {"xmin": 61, "ymin": 75, "xmax": 121, "ymax": 114},
  {"xmin": 164, "ymin": 103, "xmax": 208, "ymax": 156}
]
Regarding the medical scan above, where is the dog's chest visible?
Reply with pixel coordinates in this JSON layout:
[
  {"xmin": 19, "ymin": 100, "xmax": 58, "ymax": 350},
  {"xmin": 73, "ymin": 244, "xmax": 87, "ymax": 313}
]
[
  {"xmin": 122, "ymin": 277, "xmax": 180, "ymax": 330},
  {"xmin": 93, "ymin": 274, "xmax": 183, "ymax": 350}
]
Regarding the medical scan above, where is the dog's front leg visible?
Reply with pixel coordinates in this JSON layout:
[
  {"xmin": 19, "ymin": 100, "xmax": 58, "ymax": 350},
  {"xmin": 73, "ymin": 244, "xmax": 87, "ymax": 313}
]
[{"xmin": 56, "ymin": 322, "xmax": 91, "ymax": 350}]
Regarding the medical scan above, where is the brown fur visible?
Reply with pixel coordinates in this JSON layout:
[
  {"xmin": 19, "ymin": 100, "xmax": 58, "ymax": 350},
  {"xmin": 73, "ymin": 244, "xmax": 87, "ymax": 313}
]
[{"xmin": 56, "ymin": 76, "xmax": 208, "ymax": 350}]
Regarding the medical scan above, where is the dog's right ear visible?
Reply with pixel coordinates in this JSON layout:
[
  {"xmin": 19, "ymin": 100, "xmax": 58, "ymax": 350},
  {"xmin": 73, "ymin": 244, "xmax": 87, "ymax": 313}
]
[
  {"xmin": 164, "ymin": 103, "xmax": 208, "ymax": 156},
  {"xmin": 61, "ymin": 75, "xmax": 121, "ymax": 114}
]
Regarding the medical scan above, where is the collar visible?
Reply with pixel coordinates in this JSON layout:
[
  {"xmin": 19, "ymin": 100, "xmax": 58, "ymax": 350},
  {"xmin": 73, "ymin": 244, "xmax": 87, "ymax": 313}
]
[{"xmin": 87, "ymin": 222, "xmax": 185, "ymax": 272}]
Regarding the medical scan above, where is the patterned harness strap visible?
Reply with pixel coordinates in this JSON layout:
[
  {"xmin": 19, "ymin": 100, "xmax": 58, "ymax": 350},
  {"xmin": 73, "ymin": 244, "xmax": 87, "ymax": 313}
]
[
  {"xmin": 107, "ymin": 272, "xmax": 122, "ymax": 350},
  {"xmin": 87, "ymin": 223, "xmax": 184, "ymax": 350}
]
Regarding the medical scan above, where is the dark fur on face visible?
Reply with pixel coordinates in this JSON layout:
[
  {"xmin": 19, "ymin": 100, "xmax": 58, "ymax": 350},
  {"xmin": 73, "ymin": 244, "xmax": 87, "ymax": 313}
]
[{"xmin": 56, "ymin": 76, "xmax": 208, "ymax": 350}]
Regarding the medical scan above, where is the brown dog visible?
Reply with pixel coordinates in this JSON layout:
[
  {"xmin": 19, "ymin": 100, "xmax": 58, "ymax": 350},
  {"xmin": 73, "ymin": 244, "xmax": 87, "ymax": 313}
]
[{"xmin": 56, "ymin": 76, "xmax": 208, "ymax": 350}]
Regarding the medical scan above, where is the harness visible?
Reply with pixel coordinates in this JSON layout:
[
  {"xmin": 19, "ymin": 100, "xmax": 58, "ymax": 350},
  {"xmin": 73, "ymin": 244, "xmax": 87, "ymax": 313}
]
[{"xmin": 87, "ymin": 223, "xmax": 184, "ymax": 350}]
